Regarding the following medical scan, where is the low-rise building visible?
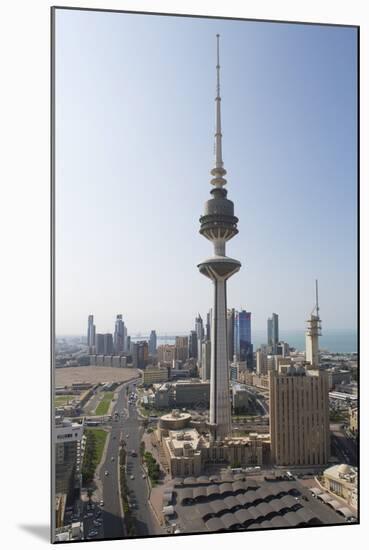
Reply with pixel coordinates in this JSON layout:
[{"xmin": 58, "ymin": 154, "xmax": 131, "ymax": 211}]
[
  {"xmin": 175, "ymin": 381, "xmax": 210, "ymax": 407},
  {"xmin": 142, "ymin": 366, "xmax": 169, "ymax": 386},
  {"xmin": 323, "ymin": 464, "xmax": 358, "ymax": 510},
  {"xmin": 162, "ymin": 428, "xmax": 203, "ymax": 477}
]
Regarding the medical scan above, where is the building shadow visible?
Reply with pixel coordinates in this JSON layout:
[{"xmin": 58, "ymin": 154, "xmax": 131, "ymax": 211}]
[{"xmin": 18, "ymin": 524, "xmax": 50, "ymax": 542}]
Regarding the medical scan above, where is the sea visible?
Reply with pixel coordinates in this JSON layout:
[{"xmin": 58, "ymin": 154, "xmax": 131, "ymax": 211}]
[{"xmin": 132, "ymin": 329, "xmax": 357, "ymax": 354}]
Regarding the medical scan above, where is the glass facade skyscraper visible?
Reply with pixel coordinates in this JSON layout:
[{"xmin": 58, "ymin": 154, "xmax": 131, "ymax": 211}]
[{"xmin": 234, "ymin": 310, "xmax": 253, "ymax": 366}]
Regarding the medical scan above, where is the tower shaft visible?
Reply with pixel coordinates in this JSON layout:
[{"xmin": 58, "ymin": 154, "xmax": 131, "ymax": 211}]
[{"xmin": 198, "ymin": 35, "xmax": 241, "ymax": 442}]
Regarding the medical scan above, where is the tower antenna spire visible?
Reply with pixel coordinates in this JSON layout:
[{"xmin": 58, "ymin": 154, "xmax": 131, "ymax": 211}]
[
  {"xmin": 315, "ymin": 279, "xmax": 319, "ymax": 317},
  {"xmin": 211, "ymin": 34, "xmax": 227, "ymax": 187}
]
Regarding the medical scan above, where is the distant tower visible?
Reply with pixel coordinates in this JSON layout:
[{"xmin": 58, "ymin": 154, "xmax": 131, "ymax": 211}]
[
  {"xmin": 198, "ymin": 35, "xmax": 241, "ymax": 442},
  {"xmin": 306, "ymin": 280, "xmax": 322, "ymax": 368},
  {"xmin": 114, "ymin": 314, "xmax": 125, "ymax": 354},
  {"xmin": 195, "ymin": 314, "xmax": 204, "ymax": 366},
  {"xmin": 267, "ymin": 313, "xmax": 279, "ymax": 354},
  {"xmin": 87, "ymin": 315, "xmax": 96, "ymax": 350},
  {"xmin": 149, "ymin": 330, "xmax": 157, "ymax": 356}
]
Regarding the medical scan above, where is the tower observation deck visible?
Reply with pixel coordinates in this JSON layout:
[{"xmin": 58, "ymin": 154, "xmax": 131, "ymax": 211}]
[{"xmin": 198, "ymin": 35, "xmax": 241, "ymax": 442}]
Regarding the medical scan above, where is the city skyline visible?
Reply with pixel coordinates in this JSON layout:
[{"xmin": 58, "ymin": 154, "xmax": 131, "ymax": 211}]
[{"xmin": 55, "ymin": 11, "xmax": 357, "ymax": 335}]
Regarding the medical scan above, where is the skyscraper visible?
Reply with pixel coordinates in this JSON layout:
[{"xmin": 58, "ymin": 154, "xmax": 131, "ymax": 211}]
[
  {"xmin": 103, "ymin": 333, "xmax": 113, "ymax": 355},
  {"xmin": 132, "ymin": 341, "xmax": 149, "ymax": 369},
  {"xmin": 195, "ymin": 314, "xmax": 204, "ymax": 367},
  {"xmin": 188, "ymin": 330, "xmax": 198, "ymax": 359},
  {"xmin": 227, "ymin": 308, "xmax": 235, "ymax": 361},
  {"xmin": 149, "ymin": 330, "xmax": 157, "ymax": 356},
  {"xmin": 206, "ymin": 311, "xmax": 211, "ymax": 341},
  {"xmin": 175, "ymin": 336, "xmax": 189, "ymax": 362},
  {"xmin": 198, "ymin": 35, "xmax": 241, "ymax": 442},
  {"xmin": 113, "ymin": 314, "xmax": 125, "ymax": 354},
  {"xmin": 306, "ymin": 280, "xmax": 322, "ymax": 369},
  {"xmin": 234, "ymin": 310, "xmax": 253, "ymax": 367},
  {"xmin": 87, "ymin": 315, "xmax": 96, "ymax": 350},
  {"xmin": 267, "ymin": 312, "xmax": 279, "ymax": 353},
  {"xmin": 269, "ymin": 364, "xmax": 330, "ymax": 466}
]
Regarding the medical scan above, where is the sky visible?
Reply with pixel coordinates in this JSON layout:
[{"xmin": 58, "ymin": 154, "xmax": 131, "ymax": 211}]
[{"xmin": 55, "ymin": 9, "xmax": 357, "ymax": 336}]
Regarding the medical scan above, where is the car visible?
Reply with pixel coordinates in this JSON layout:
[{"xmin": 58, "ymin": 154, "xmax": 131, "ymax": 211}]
[
  {"xmin": 111, "ymin": 456, "xmax": 115, "ymax": 462},
  {"xmin": 126, "ymin": 434, "xmax": 129, "ymax": 438},
  {"xmin": 104, "ymin": 471, "xmax": 109, "ymax": 476},
  {"xmin": 130, "ymin": 475, "xmax": 135, "ymax": 480},
  {"xmin": 100, "ymin": 500, "xmax": 104, "ymax": 507},
  {"xmin": 142, "ymin": 474, "xmax": 146, "ymax": 479}
]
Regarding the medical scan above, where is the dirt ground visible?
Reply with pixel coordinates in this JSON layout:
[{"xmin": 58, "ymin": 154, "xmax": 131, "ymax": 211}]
[{"xmin": 55, "ymin": 366, "xmax": 139, "ymax": 386}]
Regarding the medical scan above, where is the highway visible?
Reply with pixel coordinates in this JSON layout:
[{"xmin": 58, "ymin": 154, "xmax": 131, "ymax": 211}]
[
  {"xmin": 97, "ymin": 380, "xmax": 160, "ymax": 538},
  {"xmin": 122, "ymin": 387, "xmax": 161, "ymax": 536}
]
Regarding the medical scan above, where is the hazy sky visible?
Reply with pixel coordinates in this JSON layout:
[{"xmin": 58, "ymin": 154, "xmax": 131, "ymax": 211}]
[{"xmin": 55, "ymin": 9, "xmax": 357, "ymax": 336}]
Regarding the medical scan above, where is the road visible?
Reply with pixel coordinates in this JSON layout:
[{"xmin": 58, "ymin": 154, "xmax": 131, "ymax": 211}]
[
  {"xmin": 330, "ymin": 424, "xmax": 358, "ymax": 466},
  {"xmin": 123, "ymin": 389, "xmax": 160, "ymax": 536},
  {"xmin": 98, "ymin": 385, "xmax": 128, "ymax": 539},
  {"xmin": 98, "ymin": 380, "xmax": 160, "ymax": 538}
]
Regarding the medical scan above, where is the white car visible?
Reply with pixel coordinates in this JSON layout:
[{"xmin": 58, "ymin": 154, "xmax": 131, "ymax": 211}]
[
  {"xmin": 130, "ymin": 475, "xmax": 135, "ymax": 480},
  {"xmin": 104, "ymin": 471, "xmax": 109, "ymax": 476}
]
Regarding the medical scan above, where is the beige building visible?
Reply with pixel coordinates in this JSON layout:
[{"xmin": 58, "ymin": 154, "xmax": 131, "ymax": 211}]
[
  {"xmin": 161, "ymin": 427, "xmax": 265, "ymax": 477},
  {"xmin": 175, "ymin": 336, "xmax": 189, "ymax": 362},
  {"xmin": 256, "ymin": 349, "xmax": 268, "ymax": 375},
  {"xmin": 269, "ymin": 365, "xmax": 330, "ymax": 466},
  {"xmin": 157, "ymin": 345, "xmax": 176, "ymax": 364},
  {"xmin": 142, "ymin": 366, "xmax": 169, "ymax": 386},
  {"xmin": 349, "ymin": 406, "xmax": 358, "ymax": 434},
  {"xmin": 162, "ymin": 428, "xmax": 203, "ymax": 477},
  {"xmin": 323, "ymin": 464, "xmax": 358, "ymax": 510}
]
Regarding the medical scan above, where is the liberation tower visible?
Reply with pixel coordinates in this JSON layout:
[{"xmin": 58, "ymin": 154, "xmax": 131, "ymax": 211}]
[{"xmin": 198, "ymin": 35, "xmax": 241, "ymax": 442}]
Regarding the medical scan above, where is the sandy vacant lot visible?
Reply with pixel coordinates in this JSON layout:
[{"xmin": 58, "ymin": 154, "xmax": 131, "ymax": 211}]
[{"xmin": 55, "ymin": 366, "xmax": 139, "ymax": 387}]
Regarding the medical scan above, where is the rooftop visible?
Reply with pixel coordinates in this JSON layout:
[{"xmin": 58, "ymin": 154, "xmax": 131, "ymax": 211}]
[{"xmin": 171, "ymin": 477, "xmax": 347, "ymax": 534}]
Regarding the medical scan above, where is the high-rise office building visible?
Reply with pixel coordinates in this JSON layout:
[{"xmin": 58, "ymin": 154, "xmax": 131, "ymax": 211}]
[
  {"xmin": 269, "ymin": 365, "xmax": 330, "ymax": 466},
  {"xmin": 227, "ymin": 308, "xmax": 235, "ymax": 361},
  {"xmin": 188, "ymin": 330, "xmax": 198, "ymax": 359},
  {"xmin": 149, "ymin": 330, "xmax": 157, "ymax": 356},
  {"xmin": 175, "ymin": 336, "xmax": 189, "ymax": 362},
  {"xmin": 267, "ymin": 313, "xmax": 279, "ymax": 353},
  {"xmin": 95, "ymin": 333, "xmax": 104, "ymax": 355},
  {"xmin": 132, "ymin": 341, "xmax": 149, "ymax": 369},
  {"xmin": 206, "ymin": 311, "xmax": 211, "ymax": 341},
  {"xmin": 201, "ymin": 340, "xmax": 211, "ymax": 381},
  {"xmin": 103, "ymin": 333, "xmax": 113, "ymax": 355},
  {"xmin": 113, "ymin": 314, "xmax": 125, "ymax": 354},
  {"xmin": 195, "ymin": 314, "xmax": 204, "ymax": 367},
  {"xmin": 95, "ymin": 333, "xmax": 113, "ymax": 355},
  {"xmin": 87, "ymin": 315, "xmax": 96, "ymax": 350},
  {"xmin": 306, "ymin": 280, "xmax": 322, "ymax": 369},
  {"xmin": 126, "ymin": 335, "xmax": 131, "ymax": 353},
  {"xmin": 256, "ymin": 349, "xmax": 268, "ymax": 375},
  {"xmin": 123, "ymin": 325, "xmax": 128, "ymax": 351},
  {"xmin": 157, "ymin": 344, "xmax": 176, "ymax": 364},
  {"xmin": 198, "ymin": 35, "xmax": 241, "ymax": 442},
  {"xmin": 234, "ymin": 310, "xmax": 253, "ymax": 367}
]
